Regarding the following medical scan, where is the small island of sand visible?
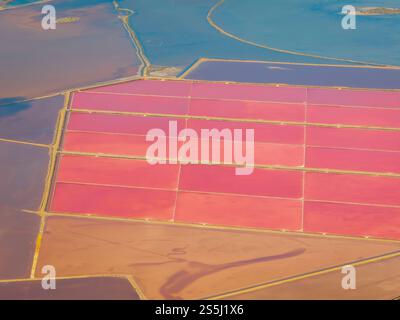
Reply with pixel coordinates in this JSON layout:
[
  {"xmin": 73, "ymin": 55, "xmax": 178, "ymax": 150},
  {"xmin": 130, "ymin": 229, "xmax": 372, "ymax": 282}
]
[{"xmin": 356, "ymin": 7, "xmax": 400, "ymax": 16}]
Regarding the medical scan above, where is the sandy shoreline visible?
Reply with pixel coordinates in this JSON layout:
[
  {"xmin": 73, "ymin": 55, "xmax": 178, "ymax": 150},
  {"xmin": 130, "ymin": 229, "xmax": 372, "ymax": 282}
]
[{"xmin": 356, "ymin": 7, "xmax": 400, "ymax": 16}]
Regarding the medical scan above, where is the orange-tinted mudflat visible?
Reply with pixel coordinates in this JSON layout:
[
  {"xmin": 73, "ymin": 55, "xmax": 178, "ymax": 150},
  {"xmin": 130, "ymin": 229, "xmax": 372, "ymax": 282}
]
[
  {"xmin": 49, "ymin": 79, "xmax": 400, "ymax": 240},
  {"xmin": 224, "ymin": 255, "xmax": 400, "ymax": 300},
  {"xmin": 36, "ymin": 216, "xmax": 400, "ymax": 300},
  {"xmin": 0, "ymin": 277, "xmax": 139, "ymax": 300}
]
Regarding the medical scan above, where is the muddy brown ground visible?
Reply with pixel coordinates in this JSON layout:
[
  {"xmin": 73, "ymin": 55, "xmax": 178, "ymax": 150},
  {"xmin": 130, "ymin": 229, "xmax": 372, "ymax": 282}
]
[
  {"xmin": 0, "ymin": 1, "xmax": 140, "ymax": 100},
  {"xmin": 0, "ymin": 142, "xmax": 49, "ymax": 279},
  {"xmin": 225, "ymin": 255, "xmax": 400, "ymax": 300},
  {"xmin": 0, "ymin": 276, "xmax": 139, "ymax": 300},
  {"xmin": 36, "ymin": 216, "xmax": 400, "ymax": 299}
]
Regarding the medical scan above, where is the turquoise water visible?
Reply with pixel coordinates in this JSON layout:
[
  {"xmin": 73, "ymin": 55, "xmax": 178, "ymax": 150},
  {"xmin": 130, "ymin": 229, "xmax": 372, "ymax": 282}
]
[
  {"xmin": 121, "ymin": 0, "xmax": 344, "ymax": 67},
  {"xmin": 5, "ymin": 0, "xmax": 398, "ymax": 67},
  {"xmin": 3, "ymin": 0, "xmax": 110, "ymax": 8},
  {"xmin": 213, "ymin": 0, "xmax": 400, "ymax": 66},
  {"xmin": 3, "ymin": 0, "xmax": 43, "ymax": 7}
]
